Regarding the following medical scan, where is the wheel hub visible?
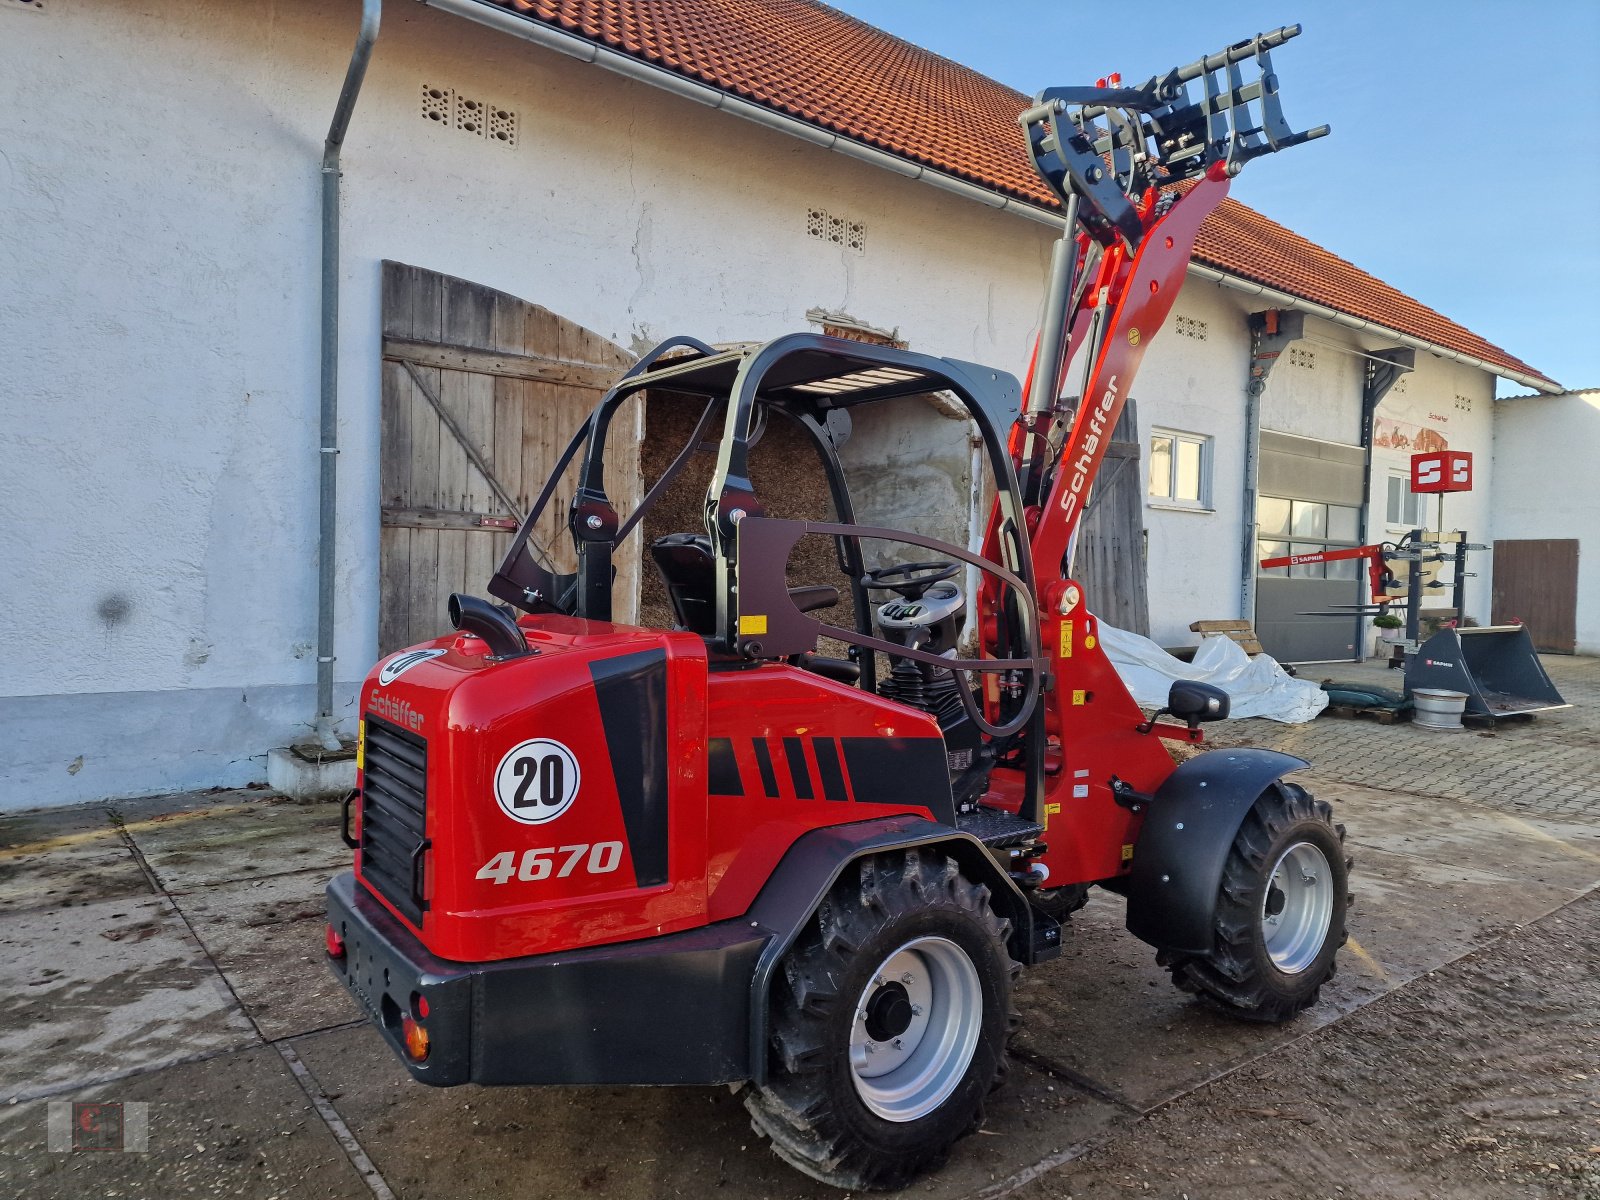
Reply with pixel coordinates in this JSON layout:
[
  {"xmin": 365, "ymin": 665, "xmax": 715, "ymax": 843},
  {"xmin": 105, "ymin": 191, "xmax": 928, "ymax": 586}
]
[
  {"xmin": 849, "ymin": 938, "xmax": 983, "ymax": 1122},
  {"xmin": 1259, "ymin": 840, "xmax": 1334, "ymax": 975},
  {"xmin": 863, "ymin": 981, "xmax": 914, "ymax": 1042}
]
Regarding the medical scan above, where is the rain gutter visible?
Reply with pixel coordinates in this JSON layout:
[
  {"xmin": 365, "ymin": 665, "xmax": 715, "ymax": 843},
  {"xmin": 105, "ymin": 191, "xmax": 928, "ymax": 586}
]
[
  {"xmin": 416, "ymin": 0, "xmax": 1056, "ymax": 228},
  {"xmin": 1187, "ymin": 265, "xmax": 1561, "ymax": 395},
  {"xmin": 420, "ymin": 0, "xmax": 1558, "ymax": 397}
]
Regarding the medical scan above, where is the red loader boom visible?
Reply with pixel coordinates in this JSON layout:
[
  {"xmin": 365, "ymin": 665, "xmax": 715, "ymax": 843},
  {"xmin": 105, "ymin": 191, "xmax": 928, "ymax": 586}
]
[{"xmin": 326, "ymin": 23, "xmax": 1346, "ymax": 1193}]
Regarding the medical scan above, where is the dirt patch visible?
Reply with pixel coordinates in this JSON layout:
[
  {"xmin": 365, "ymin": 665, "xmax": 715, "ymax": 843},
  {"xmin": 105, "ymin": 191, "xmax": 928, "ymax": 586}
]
[
  {"xmin": 0, "ymin": 1046, "xmax": 369, "ymax": 1199},
  {"xmin": 1016, "ymin": 888, "xmax": 1600, "ymax": 1200}
]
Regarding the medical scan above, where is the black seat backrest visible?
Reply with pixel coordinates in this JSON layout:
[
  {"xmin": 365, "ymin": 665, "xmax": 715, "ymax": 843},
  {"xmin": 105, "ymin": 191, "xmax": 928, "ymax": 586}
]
[{"xmin": 650, "ymin": 533, "xmax": 718, "ymax": 635}]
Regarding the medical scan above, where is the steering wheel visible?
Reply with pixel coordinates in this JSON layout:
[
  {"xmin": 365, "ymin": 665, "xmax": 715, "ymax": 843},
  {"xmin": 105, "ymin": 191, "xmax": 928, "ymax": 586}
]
[{"xmin": 861, "ymin": 560, "xmax": 961, "ymax": 601}]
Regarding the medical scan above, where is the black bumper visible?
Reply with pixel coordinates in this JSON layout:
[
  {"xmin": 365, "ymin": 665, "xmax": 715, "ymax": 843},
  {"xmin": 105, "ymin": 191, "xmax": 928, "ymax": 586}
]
[{"xmin": 324, "ymin": 872, "xmax": 767, "ymax": 1087}]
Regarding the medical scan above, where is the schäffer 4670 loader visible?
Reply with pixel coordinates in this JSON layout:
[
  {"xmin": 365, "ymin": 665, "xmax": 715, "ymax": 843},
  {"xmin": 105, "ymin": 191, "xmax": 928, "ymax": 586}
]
[{"xmin": 326, "ymin": 25, "xmax": 1349, "ymax": 1190}]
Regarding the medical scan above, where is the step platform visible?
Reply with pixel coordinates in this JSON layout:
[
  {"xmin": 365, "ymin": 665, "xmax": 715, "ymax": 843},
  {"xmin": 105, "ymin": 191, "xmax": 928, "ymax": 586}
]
[{"xmin": 957, "ymin": 806, "xmax": 1044, "ymax": 848}]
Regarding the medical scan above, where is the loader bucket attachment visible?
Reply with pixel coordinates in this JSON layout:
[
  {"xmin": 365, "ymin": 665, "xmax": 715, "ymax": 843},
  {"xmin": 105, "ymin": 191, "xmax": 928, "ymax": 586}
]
[{"xmin": 1405, "ymin": 626, "xmax": 1569, "ymax": 718}]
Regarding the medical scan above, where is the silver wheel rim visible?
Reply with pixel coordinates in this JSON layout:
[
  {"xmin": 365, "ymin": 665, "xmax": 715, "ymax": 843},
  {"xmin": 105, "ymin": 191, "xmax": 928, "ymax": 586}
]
[
  {"xmin": 849, "ymin": 936, "xmax": 983, "ymax": 1122},
  {"xmin": 1260, "ymin": 841, "xmax": 1334, "ymax": 974}
]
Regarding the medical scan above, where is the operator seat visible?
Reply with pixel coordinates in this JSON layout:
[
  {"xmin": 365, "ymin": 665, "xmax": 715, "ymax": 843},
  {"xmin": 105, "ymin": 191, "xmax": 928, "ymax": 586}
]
[
  {"xmin": 650, "ymin": 533, "xmax": 719, "ymax": 635},
  {"xmin": 648, "ymin": 533, "xmax": 843, "ymax": 637}
]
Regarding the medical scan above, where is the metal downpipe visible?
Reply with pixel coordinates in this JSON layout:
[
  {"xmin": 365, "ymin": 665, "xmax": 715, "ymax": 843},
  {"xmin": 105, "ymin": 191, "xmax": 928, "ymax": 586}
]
[
  {"xmin": 1240, "ymin": 377, "xmax": 1263, "ymax": 622},
  {"xmin": 314, "ymin": 0, "xmax": 382, "ymax": 751}
]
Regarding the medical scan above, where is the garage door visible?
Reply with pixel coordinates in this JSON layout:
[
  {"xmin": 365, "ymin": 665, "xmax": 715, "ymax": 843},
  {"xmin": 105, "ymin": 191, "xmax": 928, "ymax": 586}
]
[
  {"xmin": 1254, "ymin": 432, "xmax": 1365, "ymax": 663},
  {"xmin": 1492, "ymin": 539, "xmax": 1579, "ymax": 653}
]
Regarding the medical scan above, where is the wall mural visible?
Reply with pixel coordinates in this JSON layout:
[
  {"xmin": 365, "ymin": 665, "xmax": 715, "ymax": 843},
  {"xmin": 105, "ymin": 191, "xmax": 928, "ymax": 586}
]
[{"xmin": 1373, "ymin": 415, "xmax": 1448, "ymax": 453}]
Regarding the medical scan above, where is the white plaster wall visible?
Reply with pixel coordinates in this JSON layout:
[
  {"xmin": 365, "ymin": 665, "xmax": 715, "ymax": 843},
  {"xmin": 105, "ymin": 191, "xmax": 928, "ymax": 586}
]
[
  {"xmin": 1257, "ymin": 321, "xmax": 1365, "ymax": 447},
  {"xmin": 1131, "ymin": 282, "xmax": 1254, "ymax": 647},
  {"xmin": 0, "ymin": 0, "xmax": 1057, "ymax": 805},
  {"xmin": 0, "ymin": 0, "xmax": 1522, "ymax": 807},
  {"xmin": 1492, "ymin": 391, "xmax": 1600, "ymax": 654},
  {"xmin": 1368, "ymin": 351, "xmax": 1498, "ymax": 624}
]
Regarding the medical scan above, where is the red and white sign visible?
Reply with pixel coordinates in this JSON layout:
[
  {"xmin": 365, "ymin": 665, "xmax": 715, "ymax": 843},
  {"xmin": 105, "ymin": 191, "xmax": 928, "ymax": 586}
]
[{"xmin": 1411, "ymin": 450, "xmax": 1472, "ymax": 494}]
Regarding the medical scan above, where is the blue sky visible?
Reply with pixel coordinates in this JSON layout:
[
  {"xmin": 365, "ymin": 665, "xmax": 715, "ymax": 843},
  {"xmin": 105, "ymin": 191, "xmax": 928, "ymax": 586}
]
[{"xmin": 832, "ymin": 1, "xmax": 1600, "ymax": 394}]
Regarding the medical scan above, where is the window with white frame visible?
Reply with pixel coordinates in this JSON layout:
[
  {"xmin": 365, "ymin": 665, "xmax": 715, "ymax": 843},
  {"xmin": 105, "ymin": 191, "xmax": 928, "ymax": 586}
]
[
  {"xmin": 1148, "ymin": 429, "xmax": 1212, "ymax": 508},
  {"xmin": 1256, "ymin": 498, "xmax": 1362, "ymax": 579},
  {"xmin": 1385, "ymin": 470, "xmax": 1433, "ymax": 529}
]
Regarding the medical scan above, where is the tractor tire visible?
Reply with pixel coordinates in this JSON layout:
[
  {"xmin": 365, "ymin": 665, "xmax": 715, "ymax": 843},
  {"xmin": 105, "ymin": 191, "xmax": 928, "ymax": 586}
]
[
  {"xmin": 1157, "ymin": 781, "xmax": 1350, "ymax": 1024},
  {"xmin": 742, "ymin": 849, "xmax": 1019, "ymax": 1191}
]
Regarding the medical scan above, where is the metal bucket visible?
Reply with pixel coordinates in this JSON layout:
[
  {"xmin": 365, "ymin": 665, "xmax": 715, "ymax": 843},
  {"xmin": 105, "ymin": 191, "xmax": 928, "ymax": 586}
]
[
  {"xmin": 1411, "ymin": 687, "xmax": 1468, "ymax": 731},
  {"xmin": 1405, "ymin": 626, "xmax": 1569, "ymax": 719}
]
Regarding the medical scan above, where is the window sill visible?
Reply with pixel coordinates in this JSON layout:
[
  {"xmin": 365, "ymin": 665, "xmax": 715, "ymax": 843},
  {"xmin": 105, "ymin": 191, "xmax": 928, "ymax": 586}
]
[{"xmin": 1148, "ymin": 501, "xmax": 1216, "ymax": 514}]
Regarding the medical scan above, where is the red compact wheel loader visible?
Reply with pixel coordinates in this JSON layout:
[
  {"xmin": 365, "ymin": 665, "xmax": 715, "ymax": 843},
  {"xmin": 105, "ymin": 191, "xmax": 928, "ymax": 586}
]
[{"xmin": 327, "ymin": 25, "xmax": 1349, "ymax": 1190}]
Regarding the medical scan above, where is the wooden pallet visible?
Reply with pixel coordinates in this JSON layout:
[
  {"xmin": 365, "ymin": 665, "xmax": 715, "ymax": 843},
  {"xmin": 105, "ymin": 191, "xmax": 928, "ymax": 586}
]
[
  {"xmin": 1189, "ymin": 619, "xmax": 1264, "ymax": 657},
  {"xmin": 1321, "ymin": 703, "xmax": 1406, "ymax": 725}
]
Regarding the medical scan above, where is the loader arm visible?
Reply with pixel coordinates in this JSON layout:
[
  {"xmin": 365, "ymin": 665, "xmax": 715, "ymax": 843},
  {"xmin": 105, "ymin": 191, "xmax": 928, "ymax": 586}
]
[{"xmin": 981, "ymin": 25, "xmax": 1327, "ymax": 660}]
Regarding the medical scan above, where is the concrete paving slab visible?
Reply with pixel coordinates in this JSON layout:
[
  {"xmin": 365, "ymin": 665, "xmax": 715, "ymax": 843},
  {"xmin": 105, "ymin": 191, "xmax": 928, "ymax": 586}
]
[
  {"xmin": 1312, "ymin": 776, "xmax": 1600, "ymax": 893},
  {"xmin": 1339, "ymin": 842, "xmax": 1572, "ymax": 976},
  {"xmin": 0, "ymin": 893, "xmax": 255, "ymax": 1101},
  {"xmin": 179, "ymin": 870, "xmax": 362, "ymax": 1041},
  {"xmin": 289, "ymin": 1023, "xmax": 1121, "ymax": 1200},
  {"xmin": 0, "ymin": 1045, "xmax": 370, "ymax": 1199},
  {"xmin": 0, "ymin": 803, "xmax": 151, "ymax": 913},
  {"xmin": 1011, "ymin": 894, "xmax": 1363, "ymax": 1113},
  {"xmin": 1009, "ymin": 778, "xmax": 1589, "ymax": 1112},
  {"xmin": 126, "ymin": 796, "xmax": 347, "ymax": 891}
]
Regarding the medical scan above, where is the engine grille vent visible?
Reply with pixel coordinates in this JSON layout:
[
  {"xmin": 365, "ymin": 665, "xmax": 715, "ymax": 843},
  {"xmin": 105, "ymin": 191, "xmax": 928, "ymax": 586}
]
[{"xmin": 360, "ymin": 715, "xmax": 429, "ymax": 926}]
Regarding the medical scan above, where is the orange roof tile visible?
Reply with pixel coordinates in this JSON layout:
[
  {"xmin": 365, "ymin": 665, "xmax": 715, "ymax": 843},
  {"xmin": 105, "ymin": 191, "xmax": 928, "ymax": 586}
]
[{"xmin": 485, "ymin": 0, "xmax": 1556, "ymax": 387}]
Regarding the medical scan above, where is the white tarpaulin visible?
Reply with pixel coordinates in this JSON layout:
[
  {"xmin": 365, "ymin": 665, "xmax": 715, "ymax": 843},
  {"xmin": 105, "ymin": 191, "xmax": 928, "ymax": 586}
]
[{"xmin": 1099, "ymin": 624, "xmax": 1329, "ymax": 724}]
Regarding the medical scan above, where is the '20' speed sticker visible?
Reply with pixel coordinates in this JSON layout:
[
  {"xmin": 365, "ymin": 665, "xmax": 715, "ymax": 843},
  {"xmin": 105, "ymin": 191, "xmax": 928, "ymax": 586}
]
[{"xmin": 493, "ymin": 739, "xmax": 580, "ymax": 824}]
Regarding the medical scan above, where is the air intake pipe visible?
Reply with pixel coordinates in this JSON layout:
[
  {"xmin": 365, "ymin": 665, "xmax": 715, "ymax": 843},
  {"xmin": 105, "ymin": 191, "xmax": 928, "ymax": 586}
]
[{"xmin": 448, "ymin": 594, "xmax": 532, "ymax": 659}]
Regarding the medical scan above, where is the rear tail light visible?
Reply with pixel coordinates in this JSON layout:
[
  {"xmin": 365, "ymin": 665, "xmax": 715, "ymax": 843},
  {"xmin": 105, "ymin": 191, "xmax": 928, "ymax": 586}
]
[
  {"xmin": 325, "ymin": 924, "xmax": 346, "ymax": 959},
  {"xmin": 401, "ymin": 1014, "xmax": 430, "ymax": 1061}
]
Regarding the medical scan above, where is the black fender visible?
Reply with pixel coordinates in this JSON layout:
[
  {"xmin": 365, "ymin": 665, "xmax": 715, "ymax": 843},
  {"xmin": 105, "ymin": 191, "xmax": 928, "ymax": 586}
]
[
  {"xmin": 1124, "ymin": 749, "xmax": 1309, "ymax": 954},
  {"xmin": 743, "ymin": 814, "xmax": 1038, "ymax": 1085}
]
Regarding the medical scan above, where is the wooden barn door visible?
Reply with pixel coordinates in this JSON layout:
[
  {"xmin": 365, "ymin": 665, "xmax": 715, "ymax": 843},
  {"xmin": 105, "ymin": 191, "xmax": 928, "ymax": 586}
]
[
  {"xmin": 1492, "ymin": 538, "xmax": 1579, "ymax": 653},
  {"xmin": 1073, "ymin": 400, "xmax": 1150, "ymax": 635},
  {"xmin": 379, "ymin": 263, "xmax": 637, "ymax": 655}
]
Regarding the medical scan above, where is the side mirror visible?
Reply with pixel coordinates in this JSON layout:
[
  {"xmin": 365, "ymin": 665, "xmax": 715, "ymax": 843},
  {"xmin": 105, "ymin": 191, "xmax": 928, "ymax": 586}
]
[{"xmin": 1166, "ymin": 680, "xmax": 1230, "ymax": 728}]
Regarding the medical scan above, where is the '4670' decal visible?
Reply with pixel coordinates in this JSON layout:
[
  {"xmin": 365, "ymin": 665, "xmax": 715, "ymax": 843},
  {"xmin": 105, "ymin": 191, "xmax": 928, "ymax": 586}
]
[{"xmin": 475, "ymin": 841, "xmax": 624, "ymax": 885}]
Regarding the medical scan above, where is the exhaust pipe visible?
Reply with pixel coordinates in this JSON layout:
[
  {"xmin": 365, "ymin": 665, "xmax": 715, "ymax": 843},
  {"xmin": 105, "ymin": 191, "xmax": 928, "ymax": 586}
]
[{"xmin": 448, "ymin": 594, "xmax": 531, "ymax": 660}]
